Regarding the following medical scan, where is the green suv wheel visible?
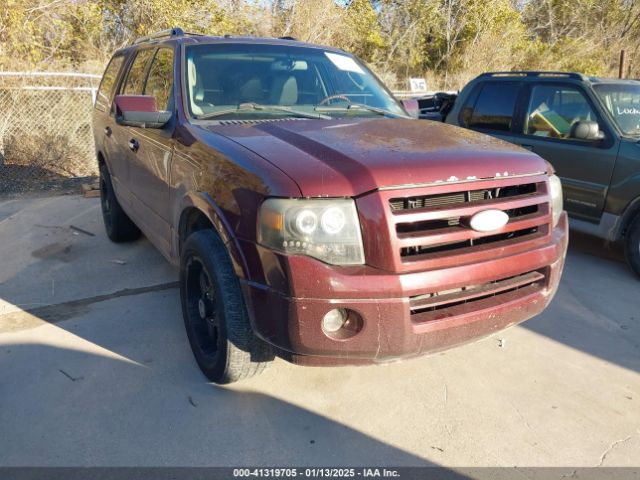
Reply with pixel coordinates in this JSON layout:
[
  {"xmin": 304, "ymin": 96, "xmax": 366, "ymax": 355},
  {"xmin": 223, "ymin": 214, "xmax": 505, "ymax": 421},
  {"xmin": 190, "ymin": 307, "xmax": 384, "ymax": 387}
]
[{"xmin": 625, "ymin": 213, "xmax": 640, "ymax": 279}]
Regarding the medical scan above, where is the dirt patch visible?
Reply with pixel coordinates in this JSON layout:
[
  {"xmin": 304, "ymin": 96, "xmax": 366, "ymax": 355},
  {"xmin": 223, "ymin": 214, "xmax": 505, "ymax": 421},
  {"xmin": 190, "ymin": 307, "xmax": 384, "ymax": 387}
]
[
  {"xmin": 0, "ymin": 163, "xmax": 96, "ymax": 199},
  {"xmin": 31, "ymin": 242, "xmax": 76, "ymax": 263}
]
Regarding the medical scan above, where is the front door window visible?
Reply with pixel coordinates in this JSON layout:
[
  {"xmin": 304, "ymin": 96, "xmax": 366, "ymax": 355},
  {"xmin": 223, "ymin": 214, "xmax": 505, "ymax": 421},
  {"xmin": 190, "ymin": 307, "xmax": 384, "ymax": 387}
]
[{"xmin": 524, "ymin": 85, "xmax": 596, "ymax": 139}]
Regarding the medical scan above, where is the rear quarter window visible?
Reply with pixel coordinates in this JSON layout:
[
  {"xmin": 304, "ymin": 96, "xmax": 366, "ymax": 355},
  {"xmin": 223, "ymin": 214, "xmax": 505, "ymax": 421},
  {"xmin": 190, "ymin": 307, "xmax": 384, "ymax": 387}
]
[
  {"xmin": 462, "ymin": 81, "xmax": 520, "ymax": 132},
  {"xmin": 95, "ymin": 55, "xmax": 124, "ymax": 112}
]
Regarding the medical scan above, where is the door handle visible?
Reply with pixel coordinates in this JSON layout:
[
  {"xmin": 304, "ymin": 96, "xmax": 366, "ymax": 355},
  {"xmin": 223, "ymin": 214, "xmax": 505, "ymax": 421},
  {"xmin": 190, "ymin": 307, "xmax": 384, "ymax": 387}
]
[
  {"xmin": 104, "ymin": 126, "xmax": 112, "ymax": 136},
  {"xmin": 520, "ymin": 144, "xmax": 534, "ymax": 151},
  {"xmin": 128, "ymin": 139, "xmax": 139, "ymax": 152}
]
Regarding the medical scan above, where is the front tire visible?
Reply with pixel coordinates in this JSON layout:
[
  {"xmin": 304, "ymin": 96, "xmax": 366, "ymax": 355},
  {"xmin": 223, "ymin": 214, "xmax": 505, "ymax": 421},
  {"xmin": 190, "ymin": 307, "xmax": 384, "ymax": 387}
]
[
  {"xmin": 99, "ymin": 164, "xmax": 141, "ymax": 242},
  {"xmin": 180, "ymin": 229, "xmax": 273, "ymax": 384},
  {"xmin": 625, "ymin": 213, "xmax": 640, "ymax": 279}
]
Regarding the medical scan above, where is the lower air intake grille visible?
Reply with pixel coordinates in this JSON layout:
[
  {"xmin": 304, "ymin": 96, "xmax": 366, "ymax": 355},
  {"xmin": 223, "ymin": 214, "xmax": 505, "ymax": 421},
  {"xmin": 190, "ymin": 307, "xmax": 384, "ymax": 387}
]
[{"xmin": 410, "ymin": 269, "xmax": 547, "ymax": 323}]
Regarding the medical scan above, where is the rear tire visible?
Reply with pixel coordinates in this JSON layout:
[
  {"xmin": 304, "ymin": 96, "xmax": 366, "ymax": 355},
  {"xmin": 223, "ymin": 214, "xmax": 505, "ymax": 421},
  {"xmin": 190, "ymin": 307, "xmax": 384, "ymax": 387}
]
[
  {"xmin": 180, "ymin": 229, "xmax": 273, "ymax": 384},
  {"xmin": 99, "ymin": 164, "xmax": 141, "ymax": 243},
  {"xmin": 625, "ymin": 213, "xmax": 640, "ymax": 279}
]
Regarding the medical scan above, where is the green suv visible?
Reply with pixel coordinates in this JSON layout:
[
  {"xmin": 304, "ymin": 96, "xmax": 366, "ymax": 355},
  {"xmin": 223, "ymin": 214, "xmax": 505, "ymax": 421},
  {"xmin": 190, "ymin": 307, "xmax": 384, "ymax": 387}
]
[{"xmin": 445, "ymin": 72, "xmax": 640, "ymax": 277}]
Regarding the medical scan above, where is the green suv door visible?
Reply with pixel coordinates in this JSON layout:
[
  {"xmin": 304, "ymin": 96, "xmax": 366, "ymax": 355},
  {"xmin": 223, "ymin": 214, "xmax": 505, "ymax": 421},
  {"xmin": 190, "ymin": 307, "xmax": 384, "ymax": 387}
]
[
  {"xmin": 516, "ymin": 83, "xmax": 618, "ymax": 222},
  {"xmin": 452, "ymin": 79, "xmax": 618, "ymax": 222}
]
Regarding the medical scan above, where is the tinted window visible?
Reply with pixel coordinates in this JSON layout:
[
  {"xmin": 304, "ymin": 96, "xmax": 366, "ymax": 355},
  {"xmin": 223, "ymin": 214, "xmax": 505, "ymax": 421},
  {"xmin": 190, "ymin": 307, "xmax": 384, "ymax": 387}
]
[
  {"xmin": 524, "ymin": 85, "xmax": 596, "ymax": 139},
  {"xmin": 144, "ymin": 48, "xmax": 174, "ymax": 111},
  {"xmin": 122, "ymin": 49, "xmax": 155, "ymax": 96},
  {"xmin": 95, "ymin": 55, "xmax": 124, "ymax": 112},
  {"xmin": 464, "ymin": 82, "xmax": 520, "ymax": 131}
]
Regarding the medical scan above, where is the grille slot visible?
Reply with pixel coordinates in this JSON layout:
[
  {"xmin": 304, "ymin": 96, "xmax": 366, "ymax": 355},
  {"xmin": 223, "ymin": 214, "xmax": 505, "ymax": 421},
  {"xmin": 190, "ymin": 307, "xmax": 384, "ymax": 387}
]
[
  {"xmin": 400, "ymin": 226, "xmax": 544, "ymax": 258},
  {"xmin": 410, "ymin": 270, "xmax": 546, "ymax": 322},
  {"xmin": 396, "ymin": 204, "xmax": 539, "ymax": 234},
  {"xmin": 390, "ymin": 183, "xmax": 538, "ymax": 212}
]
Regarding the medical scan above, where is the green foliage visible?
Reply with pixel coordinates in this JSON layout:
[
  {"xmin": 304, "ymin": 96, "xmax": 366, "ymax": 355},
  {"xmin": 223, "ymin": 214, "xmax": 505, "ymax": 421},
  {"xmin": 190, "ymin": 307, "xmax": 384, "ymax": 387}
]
[{"xmin": 343, "ymin": 0, "xmax": 386, "ymax": 61}]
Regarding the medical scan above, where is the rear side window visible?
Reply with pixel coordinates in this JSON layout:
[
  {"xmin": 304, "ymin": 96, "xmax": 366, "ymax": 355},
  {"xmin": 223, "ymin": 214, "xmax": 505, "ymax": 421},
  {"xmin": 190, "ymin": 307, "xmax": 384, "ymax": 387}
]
[
  {"xmin": 95, "ymin": 55, "xmax": 124, "ymax": 112},
  {"xmin": 462, "ymin": 82, "xmax": 520, "ymax": 132},
  {"xmin": 144, "ymin": 48, "xmax": 174, "ymax": 111},
  {"xmin": 122, "ymin": 49, "xmax": 156, "ymax": 95}
]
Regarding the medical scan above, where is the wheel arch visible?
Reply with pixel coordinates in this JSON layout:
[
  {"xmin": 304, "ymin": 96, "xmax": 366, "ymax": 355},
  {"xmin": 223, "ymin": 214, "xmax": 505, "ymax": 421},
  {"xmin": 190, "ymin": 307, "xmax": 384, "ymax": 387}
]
[
  {"xmin": 621, "ymin": 194, "xmax": 640, "ymax": 237},
  {"xmin": 175, "ymin": 192, "xmax": 249, "ymax": 280},
  {"xmin": 96, "ymin": 150, "xmax": 109, "ymax": 176}
]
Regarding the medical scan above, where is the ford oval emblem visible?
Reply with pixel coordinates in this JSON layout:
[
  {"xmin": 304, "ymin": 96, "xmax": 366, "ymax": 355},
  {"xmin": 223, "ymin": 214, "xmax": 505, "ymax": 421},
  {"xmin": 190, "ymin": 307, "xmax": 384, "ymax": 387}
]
[{"xmin": 469, "ymin": 209, "xmax": 509, "ymax": 232}]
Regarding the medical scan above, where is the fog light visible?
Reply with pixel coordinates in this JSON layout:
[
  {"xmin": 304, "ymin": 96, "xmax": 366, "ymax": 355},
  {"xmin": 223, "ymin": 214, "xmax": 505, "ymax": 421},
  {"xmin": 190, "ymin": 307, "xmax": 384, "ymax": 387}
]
[{"xmin": 322, "ymin": 308, "xmax": 347, "ymax": 333}]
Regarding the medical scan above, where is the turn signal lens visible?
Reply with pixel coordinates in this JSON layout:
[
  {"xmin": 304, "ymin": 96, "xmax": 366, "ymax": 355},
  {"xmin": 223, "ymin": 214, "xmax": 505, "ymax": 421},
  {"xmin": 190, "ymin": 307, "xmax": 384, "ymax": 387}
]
[{"xmin": 549, "ymin": 175, "xmax": 563, "ymax": 227}]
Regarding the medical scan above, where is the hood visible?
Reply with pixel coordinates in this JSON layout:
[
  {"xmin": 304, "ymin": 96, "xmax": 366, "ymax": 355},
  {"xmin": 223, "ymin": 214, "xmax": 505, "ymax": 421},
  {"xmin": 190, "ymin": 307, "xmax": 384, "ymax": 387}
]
[{"xmin": 203, "ymin": 118, "xmax": 548, "ymax": 197}]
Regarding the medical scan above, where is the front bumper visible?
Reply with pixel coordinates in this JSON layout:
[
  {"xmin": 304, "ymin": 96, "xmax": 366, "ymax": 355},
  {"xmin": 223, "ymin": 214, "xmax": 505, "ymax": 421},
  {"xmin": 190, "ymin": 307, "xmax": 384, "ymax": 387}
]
[{"xmin": 242, "ymin": 213, "xmax": 568, "ymax": 366}]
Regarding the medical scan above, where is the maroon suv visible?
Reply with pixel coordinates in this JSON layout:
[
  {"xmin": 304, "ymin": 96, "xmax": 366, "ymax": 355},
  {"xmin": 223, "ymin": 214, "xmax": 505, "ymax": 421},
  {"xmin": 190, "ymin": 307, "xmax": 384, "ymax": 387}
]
[{"xmin": 92, "ymin": 28, "xmax": 568, "ymax": 384}]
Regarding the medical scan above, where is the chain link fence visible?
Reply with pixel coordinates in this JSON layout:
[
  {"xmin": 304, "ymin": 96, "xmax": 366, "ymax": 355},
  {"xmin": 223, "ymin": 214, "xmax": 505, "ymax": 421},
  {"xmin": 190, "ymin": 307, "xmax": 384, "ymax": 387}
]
[{"xmin": 0, "ymin": 72, "xmax": 101, "ymax": 196}]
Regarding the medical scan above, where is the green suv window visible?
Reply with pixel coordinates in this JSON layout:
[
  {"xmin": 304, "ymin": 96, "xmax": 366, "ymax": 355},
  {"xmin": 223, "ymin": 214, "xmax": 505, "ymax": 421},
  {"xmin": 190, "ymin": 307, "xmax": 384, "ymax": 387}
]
[
  {"xmin": 593, "ymin": 83, "xmax": 640, "ymax": 136},
  {"xmin": 524, "ymin": 85, "xmax": 596, "ymax": 139},
  {"xmin": 461, "ymin": 81, "xmax": 520, "ymax": 132}
]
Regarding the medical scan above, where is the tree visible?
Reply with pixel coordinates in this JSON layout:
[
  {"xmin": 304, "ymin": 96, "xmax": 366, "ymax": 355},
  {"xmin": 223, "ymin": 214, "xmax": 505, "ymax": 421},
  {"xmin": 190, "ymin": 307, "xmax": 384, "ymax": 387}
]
[{"xmin": 1, "ymin": 0, "xmax": 639, "ymax": 85}]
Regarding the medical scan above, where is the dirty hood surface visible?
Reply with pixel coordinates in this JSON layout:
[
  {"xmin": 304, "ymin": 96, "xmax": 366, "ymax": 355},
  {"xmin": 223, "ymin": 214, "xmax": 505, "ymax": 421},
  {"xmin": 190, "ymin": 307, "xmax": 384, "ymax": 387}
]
[{"xmin": 205, "ymin": 118, "xmax": 548, "ymax": 197}]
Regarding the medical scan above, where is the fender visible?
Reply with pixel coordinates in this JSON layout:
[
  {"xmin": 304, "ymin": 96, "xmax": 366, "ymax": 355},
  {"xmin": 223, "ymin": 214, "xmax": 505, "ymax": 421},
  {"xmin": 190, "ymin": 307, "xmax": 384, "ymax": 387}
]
[
  {"xmin": 173, "ymin": 191, "xmax": 249, "ymax": 280},
  {"xmin": 575, "ymin": 194, "xmax": 640, "ymax": 242}
]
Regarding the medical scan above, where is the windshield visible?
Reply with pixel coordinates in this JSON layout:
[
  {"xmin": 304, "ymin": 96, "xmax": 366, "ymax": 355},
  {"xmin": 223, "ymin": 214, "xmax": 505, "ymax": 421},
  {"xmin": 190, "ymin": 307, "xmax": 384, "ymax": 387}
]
[
  {"xmin": 593, "ymin": 83, "xmax": 640, "ymax": 135},
  {"xmin": 184, "ymin": 43, "xmax": 406, "ymax": 120}
]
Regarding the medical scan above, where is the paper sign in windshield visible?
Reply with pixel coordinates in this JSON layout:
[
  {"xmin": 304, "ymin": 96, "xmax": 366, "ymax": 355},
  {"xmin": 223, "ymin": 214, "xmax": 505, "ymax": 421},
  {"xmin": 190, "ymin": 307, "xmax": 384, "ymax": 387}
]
[{"xmin": 325, "ymin": 52, "xmax": 364, "ymax": 74}]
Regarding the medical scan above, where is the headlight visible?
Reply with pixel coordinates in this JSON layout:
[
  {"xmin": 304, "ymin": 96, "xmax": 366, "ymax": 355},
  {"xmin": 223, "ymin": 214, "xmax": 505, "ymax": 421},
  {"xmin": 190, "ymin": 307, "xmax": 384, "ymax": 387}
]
[
  {"xmin": 258, "ymin": 198, "xmax": 365, "ymax": 265},
  {"xmin": 549, "ymin": 174, "xmax": 563, "ymax": 227}
]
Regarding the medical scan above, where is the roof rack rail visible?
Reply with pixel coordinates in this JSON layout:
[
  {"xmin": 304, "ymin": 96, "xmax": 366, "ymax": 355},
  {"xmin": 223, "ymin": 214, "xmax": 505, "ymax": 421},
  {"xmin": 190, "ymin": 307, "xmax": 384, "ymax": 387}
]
[
  {"xmin": 477, "ymin": 71, "xmax": 586, "ymax": 81},
  {"xmin": 133, "ymin": 27, "xmax": 190, "ymax": 45},
  {"xmin": 278, "ymin": 36, "xmax": 298, "ymax": 41}
]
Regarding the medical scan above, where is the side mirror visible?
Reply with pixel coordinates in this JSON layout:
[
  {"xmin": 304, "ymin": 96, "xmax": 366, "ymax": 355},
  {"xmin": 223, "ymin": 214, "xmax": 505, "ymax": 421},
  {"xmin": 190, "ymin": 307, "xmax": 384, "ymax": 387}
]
[
  {"xmin": 400, "ymin": 98, "xmax": 420, "ymax": 118},
  {"xmin": 570, "ymin": 120, "xmax": 604, "ymax": 141},
  {"xmin": 115, "ymin": 95, "xmax": 171, "ymax": 128},
  {"xmin": 461, "ymin": 106, "xmax": 473, "ymax": 126}
]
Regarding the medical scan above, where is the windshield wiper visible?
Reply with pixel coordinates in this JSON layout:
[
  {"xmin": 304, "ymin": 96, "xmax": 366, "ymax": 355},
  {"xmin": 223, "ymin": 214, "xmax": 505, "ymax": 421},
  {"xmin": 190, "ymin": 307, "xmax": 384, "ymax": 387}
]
[
  {"xmin": 315, "ymin": 103, "xmax": 405, "ymax": 118},
  {"xmin": 197, "ymin": 103, "xmax": 331, "ymax": 120},
  {"xmin": 348, "ymin": 103, "xmax": 398, "ymax": 116}
]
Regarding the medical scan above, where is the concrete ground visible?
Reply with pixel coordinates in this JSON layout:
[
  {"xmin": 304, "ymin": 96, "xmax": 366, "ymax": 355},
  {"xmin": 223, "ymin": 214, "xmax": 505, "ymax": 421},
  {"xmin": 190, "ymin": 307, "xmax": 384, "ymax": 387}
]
[{"xmin": 0, "ymin": 195, "xmax": 638, "ymax": 469}]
